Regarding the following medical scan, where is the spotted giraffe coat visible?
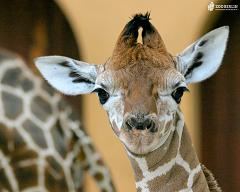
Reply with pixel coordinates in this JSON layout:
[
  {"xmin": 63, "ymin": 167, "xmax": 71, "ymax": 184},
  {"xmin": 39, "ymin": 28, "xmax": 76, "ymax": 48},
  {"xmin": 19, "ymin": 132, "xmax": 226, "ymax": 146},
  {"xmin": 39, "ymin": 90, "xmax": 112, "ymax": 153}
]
[{"xmin": 0, "ymin": 49, "xmax": 115, "ymax": 192}]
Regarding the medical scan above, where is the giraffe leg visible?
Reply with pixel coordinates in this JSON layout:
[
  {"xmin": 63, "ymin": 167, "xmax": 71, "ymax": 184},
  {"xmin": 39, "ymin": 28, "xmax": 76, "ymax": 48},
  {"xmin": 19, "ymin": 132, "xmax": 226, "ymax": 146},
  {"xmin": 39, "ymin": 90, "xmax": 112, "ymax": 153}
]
[
  {"xmin": 80, "ymin": 136, "xmax": 115, "ymax": 192},
  {"xmin": 70, "ymin": 126, "xmax": 115, "ymax": 192}
]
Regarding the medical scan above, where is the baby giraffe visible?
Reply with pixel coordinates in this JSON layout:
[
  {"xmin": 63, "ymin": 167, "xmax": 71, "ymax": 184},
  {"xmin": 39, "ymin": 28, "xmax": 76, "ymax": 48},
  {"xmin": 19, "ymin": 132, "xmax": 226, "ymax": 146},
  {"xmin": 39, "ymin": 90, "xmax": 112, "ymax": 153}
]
[{"xmin": 35, "ymin": 13, "xmax": 229, "ymax": 192}]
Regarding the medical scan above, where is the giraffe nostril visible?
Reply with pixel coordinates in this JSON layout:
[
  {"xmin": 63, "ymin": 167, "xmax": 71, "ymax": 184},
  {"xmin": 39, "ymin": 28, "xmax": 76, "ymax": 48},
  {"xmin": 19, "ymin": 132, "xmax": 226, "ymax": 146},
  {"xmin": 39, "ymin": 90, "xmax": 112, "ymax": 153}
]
[
  {"xmin": 125, "ymin": 119, "xmax": 134, "ymax": 130},
  {"xmin": 125, "ymin": 117, "xmax": 156, "ymax": 131},
  {"xmin": 146, "ymin": 120, "xmax": 153, "ymax": 129},
  {"xmin": 145, "ymin": 119, "xmax": 156, "ymax": 132}
]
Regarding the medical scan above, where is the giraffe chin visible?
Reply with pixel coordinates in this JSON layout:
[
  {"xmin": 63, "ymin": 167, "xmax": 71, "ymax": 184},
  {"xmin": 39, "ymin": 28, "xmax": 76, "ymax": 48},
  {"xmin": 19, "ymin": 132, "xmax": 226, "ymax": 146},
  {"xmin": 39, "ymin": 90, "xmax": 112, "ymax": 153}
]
[{"xmin": 119, "ymin": 128, "xmax": 165, "ymax": 155}]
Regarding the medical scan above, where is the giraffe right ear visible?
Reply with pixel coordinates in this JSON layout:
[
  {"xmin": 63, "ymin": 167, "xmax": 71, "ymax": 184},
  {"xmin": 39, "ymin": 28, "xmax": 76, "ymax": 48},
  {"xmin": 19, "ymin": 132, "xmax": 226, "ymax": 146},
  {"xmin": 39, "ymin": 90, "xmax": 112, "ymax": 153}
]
[
  {"xmin": 35, "ymin": 56, "xmax": 100, "ymax": 95},
  {"xmin": 176, "ymin": 26, "xmax": 229, "ymax": 84}
]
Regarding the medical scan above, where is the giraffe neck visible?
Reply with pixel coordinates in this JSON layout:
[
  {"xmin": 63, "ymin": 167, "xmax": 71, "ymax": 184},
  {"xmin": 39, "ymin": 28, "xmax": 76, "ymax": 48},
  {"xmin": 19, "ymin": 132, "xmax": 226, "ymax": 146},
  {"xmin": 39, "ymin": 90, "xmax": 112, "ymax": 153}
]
[{"xmin": 127, "ymin": 110, "xmax": 210, "ymax": 192}]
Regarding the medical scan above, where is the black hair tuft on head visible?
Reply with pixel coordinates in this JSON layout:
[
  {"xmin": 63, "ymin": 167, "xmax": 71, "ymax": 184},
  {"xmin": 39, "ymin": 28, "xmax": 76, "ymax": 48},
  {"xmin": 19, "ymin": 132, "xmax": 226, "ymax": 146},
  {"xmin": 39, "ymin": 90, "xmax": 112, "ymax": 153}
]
[{"xmin": 123, "ymin": 12, "xmax": 154, "ymax": 40}]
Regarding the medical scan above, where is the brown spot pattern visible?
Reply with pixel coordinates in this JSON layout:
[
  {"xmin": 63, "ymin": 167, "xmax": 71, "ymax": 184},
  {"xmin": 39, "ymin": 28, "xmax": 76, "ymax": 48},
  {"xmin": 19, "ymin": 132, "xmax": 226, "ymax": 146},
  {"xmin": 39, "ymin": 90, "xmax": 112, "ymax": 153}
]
[
  {"xmin": 20, "ymin": 77, "xmax": 33, "ymax": 92},
  {"xmin": 31, "ymin": 96, "xmax": 52, "ymax": 121},
  {"xmin": 147, "ymin": 165, "xmax": 188, "ymax": 191},
  {"xmin": 145, "ymin": 131, "xmax": 178, "ymax": 172},
  {"xmin": 179, "ymin": 128, "xmax": 199, "ymax": 169},
  {"xmin": 22, "ymin": 119, "xmax": 47, "ymax": 149},
  {"xmin": 2, "ymin": 91, "xmax": 23, "ymax": 120},
  {"xmin": 46, "ymin": 156, "xmax": 63, "ymax": 175},
  {"xmin": 129, "ymin": 157, "xmax": 144, "ymax": 182},
  {"xmin": 45, "ymin": 166, "xmax": 68, "ymax": 192},
  {"xmin": 14, "ymin": 164, "xmax": 38, "ymax": 190},
  {"xmin": 51, "ymin": 123, "xmax": 67, "ymax": 158},
  {"xmin": 41, "ymin": 82, "xmax": 55, "ymax": 96},
  {"xmin": 1, "ymin": 67, "xmax": 22, "ymax": 87},
  {"xmin": 192, "ymin": 171, "xmax": 210, "ymax": 191},
  {"xmin": 0, "ymin": 123, "xmax": 11, "ymax": 155}
]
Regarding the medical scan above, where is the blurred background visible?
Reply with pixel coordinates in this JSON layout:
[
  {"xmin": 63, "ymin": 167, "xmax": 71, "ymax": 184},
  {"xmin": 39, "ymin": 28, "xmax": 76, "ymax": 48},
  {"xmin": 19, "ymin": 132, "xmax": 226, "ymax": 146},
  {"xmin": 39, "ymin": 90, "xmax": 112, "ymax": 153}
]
[{"xmin": 0, "ymin": 0, "xmax": 239, "ymax": 191}]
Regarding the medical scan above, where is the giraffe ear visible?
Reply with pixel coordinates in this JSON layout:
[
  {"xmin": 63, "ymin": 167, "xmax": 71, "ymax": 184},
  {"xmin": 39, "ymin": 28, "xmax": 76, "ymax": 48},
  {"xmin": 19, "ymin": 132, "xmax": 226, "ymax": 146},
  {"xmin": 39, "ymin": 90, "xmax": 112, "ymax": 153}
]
[
  {"xmin": 176, "ymin": 26, "xmax": 229, "ymax": 84},
  {"xmin": 35, "ymin": 56, "xmax": 100, "ymax": 95}
]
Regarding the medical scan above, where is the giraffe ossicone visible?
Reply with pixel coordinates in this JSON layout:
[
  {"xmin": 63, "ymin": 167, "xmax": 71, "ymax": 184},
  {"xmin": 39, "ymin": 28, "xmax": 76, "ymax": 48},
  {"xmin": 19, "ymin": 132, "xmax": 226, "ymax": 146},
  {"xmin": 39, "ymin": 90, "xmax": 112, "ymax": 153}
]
[
  {"xmin": 0, "ymin": 49, "xmax": 115, "ymax": 192},
  {"xmin": 36, "ymin": 13, "xmax": 228, "ymax": 191}
]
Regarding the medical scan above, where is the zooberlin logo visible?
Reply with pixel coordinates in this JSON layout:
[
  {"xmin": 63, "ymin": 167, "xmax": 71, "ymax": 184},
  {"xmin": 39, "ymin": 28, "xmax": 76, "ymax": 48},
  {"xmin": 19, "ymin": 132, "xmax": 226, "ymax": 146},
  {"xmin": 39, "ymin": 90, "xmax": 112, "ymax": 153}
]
[{"xmin": 208, "ymin": 1, "xmax": 238, "ymax": 11}]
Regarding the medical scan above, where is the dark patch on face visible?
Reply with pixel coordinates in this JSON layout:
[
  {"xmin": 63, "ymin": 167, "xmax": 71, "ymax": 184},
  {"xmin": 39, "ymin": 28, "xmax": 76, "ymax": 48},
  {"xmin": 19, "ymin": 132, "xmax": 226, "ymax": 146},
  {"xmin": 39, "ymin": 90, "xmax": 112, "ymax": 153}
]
[
  {"xmin": 1, "ymin": 67, "xmax": 22, "ymax": 87},
  {"xmin": 199, "ymin": 39, "xmax": 208, "ymax": 47},
  {"xmin": 2, "ymin": 91, "xmax": 23, "ymax": 120},
  {"xmin": 22, "ymin": 119, "xmax": 48, "ymax": 149},
  {"xmin": 14, "ymin": 164, "xmax": 38, "ymax": 190},
  {"xmin": 31, "ymin": 96, "xmax": 52, "ymax": 122}
]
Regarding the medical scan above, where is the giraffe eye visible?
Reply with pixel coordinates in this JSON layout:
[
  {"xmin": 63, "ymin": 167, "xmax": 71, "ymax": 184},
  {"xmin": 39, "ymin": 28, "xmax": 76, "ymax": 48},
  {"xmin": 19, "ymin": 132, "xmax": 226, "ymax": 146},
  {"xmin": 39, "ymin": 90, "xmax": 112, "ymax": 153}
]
[
  {"xmin": 171, "ymin": 87, "xmax": 189, "ymax": 104},
  {"xmin": 94, "ymin": 88, "xmax": 110, "ymax": 105}
]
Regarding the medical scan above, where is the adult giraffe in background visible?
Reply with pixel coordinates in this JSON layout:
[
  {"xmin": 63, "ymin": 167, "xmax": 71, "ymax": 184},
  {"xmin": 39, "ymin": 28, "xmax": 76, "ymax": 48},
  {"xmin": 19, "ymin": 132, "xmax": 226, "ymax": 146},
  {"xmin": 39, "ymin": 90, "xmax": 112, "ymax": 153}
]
[
  {"xmin": 0, "ymin": 49, "xmax": 115, "ymax": 192},
  {"xmin": 36, "ymin": 13, "xmax": 229, "ymax": 192}
]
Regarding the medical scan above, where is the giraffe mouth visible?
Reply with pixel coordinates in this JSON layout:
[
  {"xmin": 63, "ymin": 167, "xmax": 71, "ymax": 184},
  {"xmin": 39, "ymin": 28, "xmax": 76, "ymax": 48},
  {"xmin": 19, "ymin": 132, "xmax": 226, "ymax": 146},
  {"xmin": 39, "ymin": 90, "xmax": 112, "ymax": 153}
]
[
  {"xmin": 119, "ymin": 118, "xmax": 174, "ymax": 155},
  {"xmin": 119, "ymin": 128, "xmax": 162, "ymax": 155}
]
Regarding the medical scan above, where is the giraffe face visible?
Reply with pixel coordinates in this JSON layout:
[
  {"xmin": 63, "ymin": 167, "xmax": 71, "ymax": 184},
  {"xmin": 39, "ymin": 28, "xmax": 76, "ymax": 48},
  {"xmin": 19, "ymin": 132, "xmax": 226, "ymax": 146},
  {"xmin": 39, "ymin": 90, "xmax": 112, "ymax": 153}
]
[
  {"xmin": 35, "ymin": 14, "xmax": 228, "ymax": 155},
  {"xmin": 94, "ymin": 61, "xmax": 187, "ymax": 155}
]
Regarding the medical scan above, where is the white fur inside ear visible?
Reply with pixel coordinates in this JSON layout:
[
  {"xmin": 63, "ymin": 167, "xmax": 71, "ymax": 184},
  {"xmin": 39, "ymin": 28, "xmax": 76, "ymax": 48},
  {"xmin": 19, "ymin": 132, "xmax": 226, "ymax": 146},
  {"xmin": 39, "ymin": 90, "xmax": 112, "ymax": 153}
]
[
  {"xmin": 35, "ymin": 56, "xmax": 98, "ymax": 95},
  {"xmin": 178, "ymin": 26, "xmax": 229, "ymax": 84}
]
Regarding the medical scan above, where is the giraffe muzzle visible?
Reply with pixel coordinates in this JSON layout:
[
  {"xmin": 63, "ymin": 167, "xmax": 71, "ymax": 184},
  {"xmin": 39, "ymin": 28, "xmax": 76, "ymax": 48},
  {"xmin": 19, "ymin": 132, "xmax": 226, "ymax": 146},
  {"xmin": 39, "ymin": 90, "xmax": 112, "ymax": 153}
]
[{"xmin": 125, "ymin": 117, "xmax": 157, "ymax": 132}]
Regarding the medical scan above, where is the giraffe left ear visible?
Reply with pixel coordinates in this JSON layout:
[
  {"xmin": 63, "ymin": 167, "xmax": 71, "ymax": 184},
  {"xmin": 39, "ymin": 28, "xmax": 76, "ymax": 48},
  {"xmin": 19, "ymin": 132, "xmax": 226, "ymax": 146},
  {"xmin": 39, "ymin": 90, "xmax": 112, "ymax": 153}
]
[
  {"xmin": 176, "ymin": 26, "xmax": 229, "ymax": 84},
  {"xmin": 35, "ymin": 56, "xmax": 101, "ymax": 95}
]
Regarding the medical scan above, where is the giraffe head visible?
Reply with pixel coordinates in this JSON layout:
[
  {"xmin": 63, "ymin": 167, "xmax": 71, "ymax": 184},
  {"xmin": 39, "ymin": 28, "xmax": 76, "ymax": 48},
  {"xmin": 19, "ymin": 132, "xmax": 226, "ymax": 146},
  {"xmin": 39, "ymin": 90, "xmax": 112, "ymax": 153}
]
[{"xmin": 35, "ymin": 13, "xmax": 229, "ymax": 155}]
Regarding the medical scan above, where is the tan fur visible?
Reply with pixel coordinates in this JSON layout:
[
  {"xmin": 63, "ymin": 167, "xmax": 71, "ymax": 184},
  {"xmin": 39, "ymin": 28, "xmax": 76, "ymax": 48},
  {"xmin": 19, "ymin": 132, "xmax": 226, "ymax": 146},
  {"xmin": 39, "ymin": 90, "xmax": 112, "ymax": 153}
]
[{"xmin": 127, "ymin": 111, "xmax": 210, "ymax": 192}]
